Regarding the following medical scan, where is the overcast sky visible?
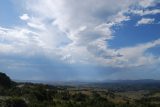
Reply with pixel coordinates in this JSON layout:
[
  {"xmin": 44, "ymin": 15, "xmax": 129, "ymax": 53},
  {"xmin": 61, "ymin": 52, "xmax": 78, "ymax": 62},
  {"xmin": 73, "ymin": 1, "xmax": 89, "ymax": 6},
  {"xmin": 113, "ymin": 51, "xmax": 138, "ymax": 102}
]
[{"xmin": 0, "ymin": 0, "xmax": 160, "ymax": 81}]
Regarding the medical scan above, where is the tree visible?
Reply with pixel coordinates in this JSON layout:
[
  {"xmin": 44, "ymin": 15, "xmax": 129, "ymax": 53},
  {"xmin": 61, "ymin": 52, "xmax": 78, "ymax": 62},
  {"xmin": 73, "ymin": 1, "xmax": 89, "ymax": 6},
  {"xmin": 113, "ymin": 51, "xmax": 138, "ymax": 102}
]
[
  {"xmin": 4, "ymin": 97, "xmax": 28, "ymax": 107},
  {"xmin": 0, "ymin": 72, "xmax": 13, "ymax": 88}
]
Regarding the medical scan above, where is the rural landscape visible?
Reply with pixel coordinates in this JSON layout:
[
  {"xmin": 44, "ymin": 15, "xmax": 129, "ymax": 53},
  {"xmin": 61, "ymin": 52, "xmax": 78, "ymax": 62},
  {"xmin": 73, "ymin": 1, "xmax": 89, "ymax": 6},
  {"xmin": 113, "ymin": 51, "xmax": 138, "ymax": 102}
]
[
  {"xmin": 0, "ymin": 0, "xmax": 160, "ymax": 107},
  {"xmin": 0, "ymin": 72, "xmax": 160, "ymax": 107}
]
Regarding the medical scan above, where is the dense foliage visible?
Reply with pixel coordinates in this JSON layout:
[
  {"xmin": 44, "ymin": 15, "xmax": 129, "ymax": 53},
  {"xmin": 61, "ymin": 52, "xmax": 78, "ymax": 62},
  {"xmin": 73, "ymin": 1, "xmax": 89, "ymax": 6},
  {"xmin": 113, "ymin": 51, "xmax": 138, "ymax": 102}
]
[{"xmin": 0, "ymin": 72, "xmax": 14, "ymax": 88}]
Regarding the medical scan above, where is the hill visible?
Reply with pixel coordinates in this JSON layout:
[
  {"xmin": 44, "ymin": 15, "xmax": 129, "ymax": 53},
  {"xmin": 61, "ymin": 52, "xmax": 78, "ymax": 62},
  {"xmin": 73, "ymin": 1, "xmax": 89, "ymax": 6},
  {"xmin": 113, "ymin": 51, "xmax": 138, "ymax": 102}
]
[
  {"xmin": 0, "ymin": 72, "xmax": 160, "ymax": 107},
  {"xmin": 0, "ymin": 72, "xmax": 14, "ymax": 88}
]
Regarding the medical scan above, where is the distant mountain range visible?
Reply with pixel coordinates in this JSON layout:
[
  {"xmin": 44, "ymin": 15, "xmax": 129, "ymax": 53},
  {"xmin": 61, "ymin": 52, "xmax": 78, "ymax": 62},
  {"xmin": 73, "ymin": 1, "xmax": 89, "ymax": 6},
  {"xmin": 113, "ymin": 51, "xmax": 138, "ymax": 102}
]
[
  {"xmin": 14, "ymin": 79, "xmax": 160, "ymax": 91},
  {"xmin": 14, "ymin": 79, "xmax": 160, "ymax": 85},
  {"xmin": 102, "ymin": 79, "xmax": 160, "ymax": 83}
]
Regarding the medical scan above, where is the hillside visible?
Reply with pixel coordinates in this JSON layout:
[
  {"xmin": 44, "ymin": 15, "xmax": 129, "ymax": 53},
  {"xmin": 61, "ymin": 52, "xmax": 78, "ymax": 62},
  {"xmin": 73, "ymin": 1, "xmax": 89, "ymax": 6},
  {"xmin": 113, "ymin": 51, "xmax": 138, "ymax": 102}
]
[
  {"xmin": 0, "ymin": 72, "xmax": 14, "ymax": 88},
  {"xmin": 0, "ymin": 72, "xmax": 160, "ymax": 107}
]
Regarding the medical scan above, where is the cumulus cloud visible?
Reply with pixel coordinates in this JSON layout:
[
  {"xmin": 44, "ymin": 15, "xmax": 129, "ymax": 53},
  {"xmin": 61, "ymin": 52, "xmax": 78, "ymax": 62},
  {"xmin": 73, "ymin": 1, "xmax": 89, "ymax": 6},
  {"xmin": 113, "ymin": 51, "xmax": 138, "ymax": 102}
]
[
  {"xmin": 0, "ymin": 26, "xmax": 44, "ymax": 55},
  {"xmin": 136, "ymin": 18, "xmax": 155, "ymax": 26},
  {"xmin": 1, "ymin": 0, "xmax": 160, "ymax": 69},
  {"xmin": 15, "ymin": 0, "xmax": 129, "ymax": 65},
  {"xmin": 117, "ymin": 39, "xmax": 160, "ymax": 67}
]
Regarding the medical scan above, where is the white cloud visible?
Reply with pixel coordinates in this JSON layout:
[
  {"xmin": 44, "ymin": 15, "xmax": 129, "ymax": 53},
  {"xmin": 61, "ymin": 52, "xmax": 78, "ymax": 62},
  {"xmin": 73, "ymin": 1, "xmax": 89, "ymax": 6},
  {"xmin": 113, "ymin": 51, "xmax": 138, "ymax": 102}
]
[
  {"xmin": 18, "ymin": 0, "xmax": 135, "ymax": 64},
  {"xmin": 117, "ymin": 39, "xmax": 160, "ymax": 67},
  {"xmin": 0, "ymin": 26, "xmax": 44, "ymax": 55},
  {"xmin": 130, "ymin": 9, "xmax": 160, "ymax": 16},
  {"xmin": 20, "ymin": 14, "xmax": 29, "ymax": 21},
  {"xmin": 1, "ymin": 0, "xmax": 159, "ymax": 68},
  {"xmin": 138, "ymin": 0, "xmax": 158, "ymax": 8},
  {"xmin": 24, "ymin": 0, "xmax": 135, "ymax": 43},
  {"xmin": 136, "ymin": 18, "xmax": 155, "ymax": 26}
]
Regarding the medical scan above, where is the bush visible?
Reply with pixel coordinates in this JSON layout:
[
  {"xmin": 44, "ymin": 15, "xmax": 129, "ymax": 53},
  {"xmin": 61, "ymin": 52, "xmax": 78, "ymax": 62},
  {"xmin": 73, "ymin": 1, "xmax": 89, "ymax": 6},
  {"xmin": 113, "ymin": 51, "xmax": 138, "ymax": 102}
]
[
  {"xmin": 4, "ymin": 97, "xmax": 28, "ymax": 107},
  {"xmin": 0, "ymin": 72, "xmax": 13, "ymax": 88}
]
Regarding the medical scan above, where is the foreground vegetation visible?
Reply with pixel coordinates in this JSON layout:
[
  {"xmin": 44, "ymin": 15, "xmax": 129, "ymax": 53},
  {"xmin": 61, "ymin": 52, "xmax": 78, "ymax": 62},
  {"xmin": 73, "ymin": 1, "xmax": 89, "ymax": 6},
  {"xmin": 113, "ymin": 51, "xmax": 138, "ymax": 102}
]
[{"xmin": 0, "ymin": 72, "xmax": 160, "ymax": 107}]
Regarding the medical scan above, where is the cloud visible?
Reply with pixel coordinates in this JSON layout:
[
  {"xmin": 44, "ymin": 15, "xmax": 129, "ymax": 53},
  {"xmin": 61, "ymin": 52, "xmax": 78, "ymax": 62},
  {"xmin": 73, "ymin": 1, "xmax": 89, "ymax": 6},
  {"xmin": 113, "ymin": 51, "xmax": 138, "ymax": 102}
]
[
  {"xmin": 136, "ymin": 18, "xmax": 155, "ymax": 26},
  {"xmin": 1, "ymin": 0, "xmax": 160, "ymax": 69},
  {"xmin": 20, "ymin": 14, "xmax": 29, "ymax": 21},
  {"xmin": 10, "ymin": 0, "xmax": 160, "ymax": 67},
  {"xmin": 117, "ymin": 39, "xmax": 160, "ymax": 67},
  {"xmin": 17, "ymin": 0, "xmax": 135, "ymax": 65},
  {"xmin": 0, "ymin": 0, "xmax": 160, "ymax": 80},
  {"xmin": 0, "ymin": 26, "xmax": 44, "ymax": 55},
  {"xmin": 138, "ymin": 0, "xmax": 157, "ymax": 8},
  {"xmin": 130, "ymin": 9, "xmax": 160, "ymax": 16}
]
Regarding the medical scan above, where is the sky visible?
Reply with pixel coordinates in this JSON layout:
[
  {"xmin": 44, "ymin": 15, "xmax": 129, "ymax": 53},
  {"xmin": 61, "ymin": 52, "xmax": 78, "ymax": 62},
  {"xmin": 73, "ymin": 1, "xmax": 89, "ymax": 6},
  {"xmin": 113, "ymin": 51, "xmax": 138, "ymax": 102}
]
[{"xmin": 0, "ymin": 0, "xmax": 160, "ymax": 81}]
